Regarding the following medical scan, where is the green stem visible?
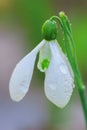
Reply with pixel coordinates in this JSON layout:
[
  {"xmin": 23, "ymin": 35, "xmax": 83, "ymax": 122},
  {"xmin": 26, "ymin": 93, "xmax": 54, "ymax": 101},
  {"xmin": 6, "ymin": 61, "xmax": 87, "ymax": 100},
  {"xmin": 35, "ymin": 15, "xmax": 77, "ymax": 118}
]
[
  {"xmin": 50, "ymin": 14, "xmax": 87, "ymax": 129},
  {"xmin": 76, "ymin": 82, "xmax": 87, "ymax": 127},
  {"xmin": 73, "ymin": 63, "xmax": 87, "ymax": 129},
  {"xmin": 60, "ymin": 15, "xmax": 87, "ymax": 129},
  {"xmin": 69, "ymin": 29, "xmax": 87, "ymax": 129},
  {"xmin": 68, "ymin": 35, "xmax": 87, "ymax": 129}
]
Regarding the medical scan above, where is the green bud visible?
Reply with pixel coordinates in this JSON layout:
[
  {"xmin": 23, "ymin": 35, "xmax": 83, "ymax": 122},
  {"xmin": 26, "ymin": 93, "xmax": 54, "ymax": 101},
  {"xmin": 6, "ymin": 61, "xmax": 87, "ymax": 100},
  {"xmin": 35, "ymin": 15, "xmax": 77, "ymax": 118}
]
[{"xmin": 42, "ymin": 20, "xmax": 58, "ymax": 41}]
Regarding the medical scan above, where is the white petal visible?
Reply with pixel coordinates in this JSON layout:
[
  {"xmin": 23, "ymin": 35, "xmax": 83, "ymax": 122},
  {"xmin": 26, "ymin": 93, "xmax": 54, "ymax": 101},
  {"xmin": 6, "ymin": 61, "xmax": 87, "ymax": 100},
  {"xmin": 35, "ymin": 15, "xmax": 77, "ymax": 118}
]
[
  {"xmin": 37, "ymin": 41, "xmax": 51, "ymax": 72},
  {"xmin": 44, "ymin": 40, "xmax": 74, "ymax": 108},
  {"xmin": 9, "ymin": 40, "xmax": 45, "ymax": 102}
]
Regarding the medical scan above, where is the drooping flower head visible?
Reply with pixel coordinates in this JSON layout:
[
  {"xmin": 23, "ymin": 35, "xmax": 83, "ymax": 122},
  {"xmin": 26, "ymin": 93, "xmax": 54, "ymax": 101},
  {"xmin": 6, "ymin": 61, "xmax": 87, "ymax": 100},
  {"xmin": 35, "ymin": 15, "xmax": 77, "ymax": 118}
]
[{"xmin": 9, "ymin": 18, "xmax": 74, "ymax": 108}]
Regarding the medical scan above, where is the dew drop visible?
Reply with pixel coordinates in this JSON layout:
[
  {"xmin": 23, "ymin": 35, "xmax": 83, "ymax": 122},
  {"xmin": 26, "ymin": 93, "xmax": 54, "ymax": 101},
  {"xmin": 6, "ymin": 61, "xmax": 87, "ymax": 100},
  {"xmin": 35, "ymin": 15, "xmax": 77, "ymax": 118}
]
[
  {"xmin": 48, "ymin": 84, "xmax": 56, "ymax": 90},
  {"xmin": 20, "ymin": 76, "xmax": 28, "ymax": 92},
  {"xmin": 59, "ymin": 64, "xmax": 67, "ymax": 74},
  {"xmin": 52, "ymin": 94, "xmax": 56, "ymax": 98},
  {"xmin": 65, "ymin": 87, "xmax": 72, "ymax": 96},
  {"xmin": 72, "ymin": 83, "xmax": 75, "ymax": 88},
  {"xmin": 65, "ymin": 80, "xmax": 68, "ymax": 84}
]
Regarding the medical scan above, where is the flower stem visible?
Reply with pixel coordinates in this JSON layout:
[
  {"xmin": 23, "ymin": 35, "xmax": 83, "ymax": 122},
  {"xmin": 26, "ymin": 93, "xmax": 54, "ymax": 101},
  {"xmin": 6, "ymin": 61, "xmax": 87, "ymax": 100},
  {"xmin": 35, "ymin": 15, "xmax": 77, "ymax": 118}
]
[
  {"xmin": 62, "ymin": 18, "xmax": 87, "ymax": 129},
  {"xmin": 61, "ymin": 14, "xmax": 87, "ymax": 128},
  {"xmin": 50, "ymin": 13, "xmax": 87, "ymax": 129},
  {"xmin": 73, "ymin": 62, "xmax": 87, "ymax": 129},
  {"xmin": 77, "ymin": 82, "xmax": 87, "ymax": 127}
]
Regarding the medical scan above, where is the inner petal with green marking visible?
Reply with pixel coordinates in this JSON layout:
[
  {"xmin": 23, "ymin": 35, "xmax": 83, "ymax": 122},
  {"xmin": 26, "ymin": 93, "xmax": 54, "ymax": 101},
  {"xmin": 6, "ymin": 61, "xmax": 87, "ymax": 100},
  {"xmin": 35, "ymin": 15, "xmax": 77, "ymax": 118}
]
[{"xmin": 37, "ymin": 41, "xmax": 51, "ymax": 72}]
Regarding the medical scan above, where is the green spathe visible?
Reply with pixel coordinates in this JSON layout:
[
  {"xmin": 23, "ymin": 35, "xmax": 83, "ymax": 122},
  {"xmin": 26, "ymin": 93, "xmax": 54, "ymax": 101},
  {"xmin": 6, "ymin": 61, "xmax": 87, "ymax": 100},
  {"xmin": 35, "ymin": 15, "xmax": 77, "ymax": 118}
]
[{"xmin": 42, "ymin": 20, "xmax": 58, "ymax": 40}]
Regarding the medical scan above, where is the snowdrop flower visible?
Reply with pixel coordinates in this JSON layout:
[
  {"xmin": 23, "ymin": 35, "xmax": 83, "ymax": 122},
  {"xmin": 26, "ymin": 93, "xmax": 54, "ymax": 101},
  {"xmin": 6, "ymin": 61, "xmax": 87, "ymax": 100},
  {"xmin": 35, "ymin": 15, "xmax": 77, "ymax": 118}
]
[{"xmin": 9, "ymin": 19, "xmax": 74, "ymax": 108}]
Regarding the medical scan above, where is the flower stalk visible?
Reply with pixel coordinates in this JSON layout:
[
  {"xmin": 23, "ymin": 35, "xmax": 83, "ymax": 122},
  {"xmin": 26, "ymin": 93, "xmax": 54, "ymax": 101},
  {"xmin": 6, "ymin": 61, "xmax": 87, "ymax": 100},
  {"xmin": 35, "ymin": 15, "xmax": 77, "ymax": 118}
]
[{"xmin": 54, "ymin": 12, "xmax": 87, "ymax": 129}]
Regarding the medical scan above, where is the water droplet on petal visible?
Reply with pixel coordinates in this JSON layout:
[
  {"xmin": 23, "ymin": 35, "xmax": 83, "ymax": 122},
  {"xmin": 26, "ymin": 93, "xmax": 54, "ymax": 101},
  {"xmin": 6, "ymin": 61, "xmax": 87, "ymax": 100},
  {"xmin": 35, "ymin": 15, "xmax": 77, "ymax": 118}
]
[
  {"xmin": 59, "ymin": 64, "xmax": 68, "ymax": 74},
  {"xmin": 72, "ymin": 83, "xmax": 75, "ymax": 88},
  {"xmin": 19, "ymin": 75, "xmax": 28, "ymax": 93},
  {"xmin": 48, "ymin": 84, "xmax": 56, "ymax": 90}
]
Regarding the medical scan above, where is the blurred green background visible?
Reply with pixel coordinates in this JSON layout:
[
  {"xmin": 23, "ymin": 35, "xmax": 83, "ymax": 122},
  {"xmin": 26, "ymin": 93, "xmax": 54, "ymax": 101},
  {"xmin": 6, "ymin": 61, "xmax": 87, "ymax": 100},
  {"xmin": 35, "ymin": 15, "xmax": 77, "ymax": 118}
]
[{"xmin": 0, "ymin": 0, "xmax": 87, "ymax": 130}]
